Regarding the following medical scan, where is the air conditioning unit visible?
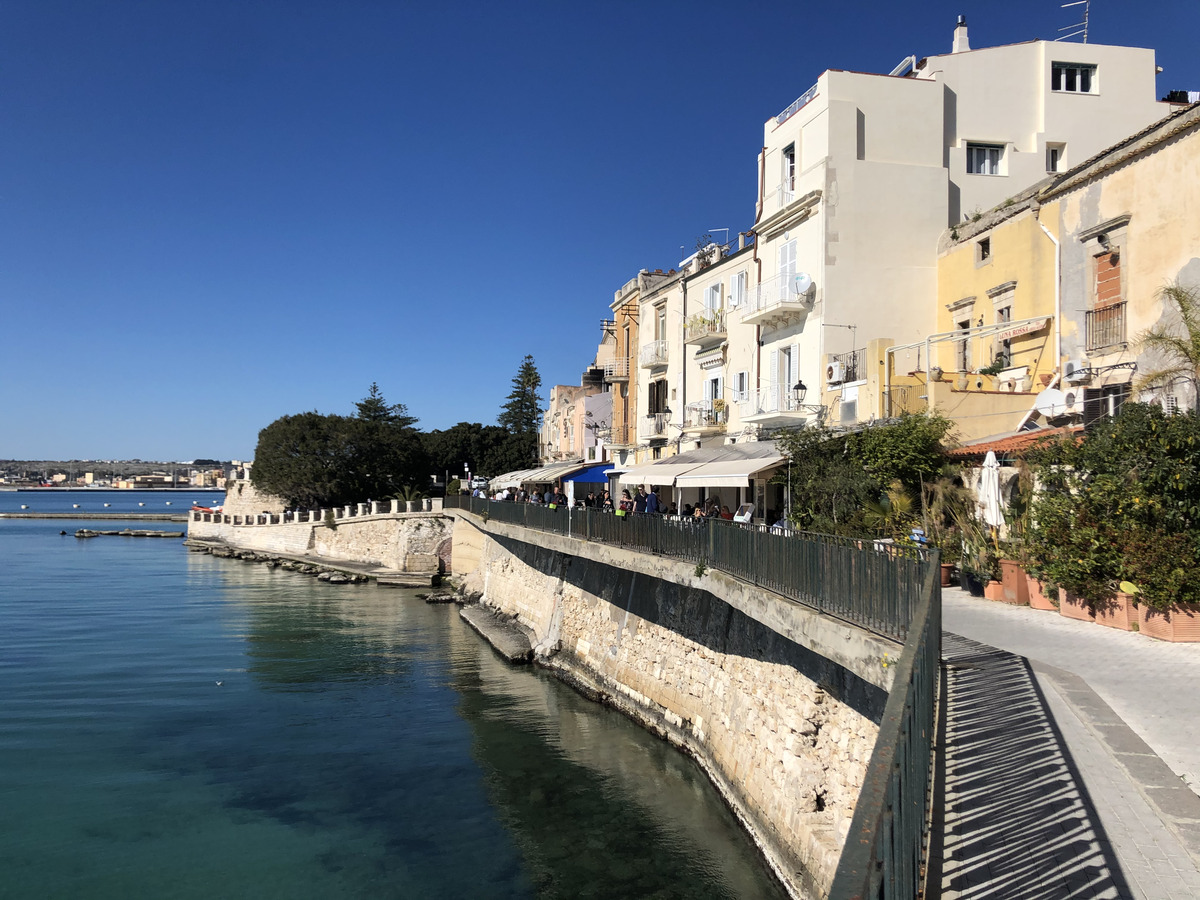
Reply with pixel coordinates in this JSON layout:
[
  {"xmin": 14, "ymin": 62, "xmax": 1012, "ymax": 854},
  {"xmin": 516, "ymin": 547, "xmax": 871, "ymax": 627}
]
[
  {"xmin": 1064, "ymin": 358, "xmax": 1091, "ymax": 384},
  {"xmin": 1062, "ymin": 390, "xmax": 1084, "ymax": 415},
  {"xmin": 827, "ymin": 361, "xmax": 846, "ymax": 384}
]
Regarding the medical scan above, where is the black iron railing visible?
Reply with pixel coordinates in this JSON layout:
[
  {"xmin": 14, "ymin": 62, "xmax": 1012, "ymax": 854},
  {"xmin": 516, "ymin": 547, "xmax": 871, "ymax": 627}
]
[
  {"xmin": 1086, "ymin": 302, "xmax": 1126, "ymax": 351},
  {"xmin": 828, "ymin": 560, "xmax": 940, "ymax": 900},
  {"xmin": 443, "ymin": 495, "xmax": 932, "ymax": 644}
]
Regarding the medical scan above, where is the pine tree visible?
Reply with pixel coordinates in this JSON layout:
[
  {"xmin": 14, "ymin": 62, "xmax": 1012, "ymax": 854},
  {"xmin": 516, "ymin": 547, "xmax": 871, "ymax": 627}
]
[
  {"xmin": 355, "ymin": 382, "xmax": 417, "ymax": 426},
  {"xmin": 497, "ymin": 356, "xmax": 543, "ymax": 469}
]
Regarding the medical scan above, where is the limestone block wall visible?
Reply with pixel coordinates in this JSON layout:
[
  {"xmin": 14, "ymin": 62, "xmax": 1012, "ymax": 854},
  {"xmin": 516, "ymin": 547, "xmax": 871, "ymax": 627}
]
[
  {"xmin": 188, "ymin": 510, "xmax": 453, "ymax": 572},
  {"xmin": 460, "ymin": 524, "xmax": 884, "ymax": 900},
  {"xmin": 221, "ymin": 479, "xmax": 286, "ymax": 518}
]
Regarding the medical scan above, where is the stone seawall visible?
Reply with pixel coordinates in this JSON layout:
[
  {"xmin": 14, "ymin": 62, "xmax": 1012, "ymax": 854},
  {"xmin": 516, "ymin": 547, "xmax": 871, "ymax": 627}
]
[
  {"xmin": 189, "ymin": 510, "xmax": 452, "ymax": 574},
  {"xmin": 451, "ymin": 514, "xmax": 889, "ymax": 900}
]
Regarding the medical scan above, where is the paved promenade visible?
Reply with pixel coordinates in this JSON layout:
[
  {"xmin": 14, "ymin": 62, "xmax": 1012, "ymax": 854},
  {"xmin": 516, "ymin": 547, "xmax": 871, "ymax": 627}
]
[{"xmin": 940, "ymin": 588, "xmax": 1200, "ymax": 899}]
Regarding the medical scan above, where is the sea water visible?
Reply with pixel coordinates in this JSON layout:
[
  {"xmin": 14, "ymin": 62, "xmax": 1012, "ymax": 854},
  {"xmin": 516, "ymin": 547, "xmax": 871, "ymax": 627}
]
[{"xmin": 0, "ymin": 501, "xmax": 785, "ymax": 899}]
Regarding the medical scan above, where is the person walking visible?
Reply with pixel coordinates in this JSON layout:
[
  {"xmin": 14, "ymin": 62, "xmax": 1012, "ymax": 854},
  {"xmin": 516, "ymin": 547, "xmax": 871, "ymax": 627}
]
[
  {"xmin": 633, "ymin": 486, "xmax": 648, "ymax": 514},
  {"xmin": 645, "ymin": 487, "xmax": 660, "ymax": 515}
]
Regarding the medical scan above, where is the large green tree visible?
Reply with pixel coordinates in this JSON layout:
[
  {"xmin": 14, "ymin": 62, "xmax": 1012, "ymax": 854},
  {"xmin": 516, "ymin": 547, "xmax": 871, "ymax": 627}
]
[
  {"xmin": 251, "ymin": 385, "xmax": 428, "ymax": 507},
  {"xmin": 495, "ymin": 355, "xmax": 543, "ymax": 471}
]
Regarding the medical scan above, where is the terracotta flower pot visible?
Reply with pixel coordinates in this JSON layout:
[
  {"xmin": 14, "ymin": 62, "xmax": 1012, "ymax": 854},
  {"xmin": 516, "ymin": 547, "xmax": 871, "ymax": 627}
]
[
  {"xmin": 984, "ymin": 579, "xmax": 1005, "ymax": 602},
  {"xmin": 1138, "ymin": 602, "xmax": 1200, "ymax": 642},
  {"xmin": 1093, "ymin": 592, "xmax": 1137, "ymax": 631},
  {"xmin": 999, "ymin": 559, "xmax": 1030, "ymax": 605},
  {"xmin": 1059, "ymin": 589, "xmax": 1096, "ymax": 622},
  {"xmin": 1026, "ymin": 575, "xmax": 1056, "ymax": 611},
  {"xmin": 940, "ymin": 563, "xmax": 955, "ymax": 587}
]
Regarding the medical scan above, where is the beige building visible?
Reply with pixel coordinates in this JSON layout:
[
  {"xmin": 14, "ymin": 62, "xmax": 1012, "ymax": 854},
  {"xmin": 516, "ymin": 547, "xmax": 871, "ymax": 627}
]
[
  {"xmin": 538, "ymin": 322, "xmax": 616, "ymax": 465},
  {"xmin": 898, "ymin": 101, "xmax": 1200, "ymax": 442}
]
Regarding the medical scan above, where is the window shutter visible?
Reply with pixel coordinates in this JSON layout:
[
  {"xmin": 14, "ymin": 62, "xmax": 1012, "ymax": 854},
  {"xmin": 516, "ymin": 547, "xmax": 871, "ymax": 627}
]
[
  {"xmin": 769, "ymin": 348, "xmax": 780, "ymax": 386},
  {"xmin": 790, "ymin": 343, "xmax": 801, "ymax": 387}
]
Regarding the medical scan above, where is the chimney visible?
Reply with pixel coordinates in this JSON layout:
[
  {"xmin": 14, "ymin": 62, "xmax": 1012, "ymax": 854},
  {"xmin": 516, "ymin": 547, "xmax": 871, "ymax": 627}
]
[{"xmin": 952, "ymin": 15, "xmax": 970, "ymax": 53}]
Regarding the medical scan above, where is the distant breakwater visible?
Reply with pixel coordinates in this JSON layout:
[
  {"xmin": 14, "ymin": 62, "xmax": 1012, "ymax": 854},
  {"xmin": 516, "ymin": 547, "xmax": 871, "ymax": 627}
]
[{"xmin": 0, "ymin": 513, "xmax": 188, "ymax": 521}]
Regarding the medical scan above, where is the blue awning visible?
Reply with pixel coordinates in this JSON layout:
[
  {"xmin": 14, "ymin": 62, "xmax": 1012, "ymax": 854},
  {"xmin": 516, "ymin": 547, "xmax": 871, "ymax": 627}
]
[{"xmin": 561, "ymin": 463, "xmax": 614, "ymax": 483}]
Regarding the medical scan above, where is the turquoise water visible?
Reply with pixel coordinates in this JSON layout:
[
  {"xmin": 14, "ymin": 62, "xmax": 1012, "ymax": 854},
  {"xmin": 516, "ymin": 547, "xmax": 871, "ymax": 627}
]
[{"xmin": 0, "ymin": 505, "xmax": 785, "ymax": 899}]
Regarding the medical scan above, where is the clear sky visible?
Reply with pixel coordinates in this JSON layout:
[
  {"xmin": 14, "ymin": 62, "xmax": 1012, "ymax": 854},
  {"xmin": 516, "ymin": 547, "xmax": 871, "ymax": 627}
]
[{"xmin": 3, "ymin": 0, "xmax": 1198, "ymax": 461}]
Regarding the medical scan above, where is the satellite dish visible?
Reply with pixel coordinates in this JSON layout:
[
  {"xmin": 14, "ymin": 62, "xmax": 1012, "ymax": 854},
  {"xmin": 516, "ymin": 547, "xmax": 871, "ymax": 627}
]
[
  {"xmin": 794, "ymin": 272, "xmax": 813, "ymax": 294},
  {"xmin": 1034, "ymin": 388, "xmax": 1068, "ymax": 418}
]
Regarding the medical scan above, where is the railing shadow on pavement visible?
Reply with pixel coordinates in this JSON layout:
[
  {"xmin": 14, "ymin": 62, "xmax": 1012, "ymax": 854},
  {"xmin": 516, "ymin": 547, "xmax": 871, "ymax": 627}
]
[{"xmin": 926, "ymin": 633, "xmax": 1134, "ymax": 900}]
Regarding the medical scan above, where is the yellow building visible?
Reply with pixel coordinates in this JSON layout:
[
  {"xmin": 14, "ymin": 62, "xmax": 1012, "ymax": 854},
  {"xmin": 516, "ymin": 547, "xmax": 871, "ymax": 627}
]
[{"xmin": 893, "ymin": 101, "xmax": 1200, "ymax": 443}]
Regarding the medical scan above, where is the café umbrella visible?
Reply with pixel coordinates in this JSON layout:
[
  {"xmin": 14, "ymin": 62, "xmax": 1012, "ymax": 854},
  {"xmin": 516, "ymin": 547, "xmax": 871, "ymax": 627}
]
[{"xmin": 977, "ymin": 450, "xmax": 1005, "ymax": 536}]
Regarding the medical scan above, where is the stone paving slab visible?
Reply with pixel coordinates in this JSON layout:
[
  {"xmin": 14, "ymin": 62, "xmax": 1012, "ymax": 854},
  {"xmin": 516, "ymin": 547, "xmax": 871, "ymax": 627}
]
[
  {"xmin": 935, "ymin": 633, "xmax": 1132, "ymax": 899},
  {"xmin": 942, "ymin": 589, "xmax": 1200, "ymax": 898},
  {"xmin": 942, "ymin": 589, "xmax": 1200, "ymax": 795}
]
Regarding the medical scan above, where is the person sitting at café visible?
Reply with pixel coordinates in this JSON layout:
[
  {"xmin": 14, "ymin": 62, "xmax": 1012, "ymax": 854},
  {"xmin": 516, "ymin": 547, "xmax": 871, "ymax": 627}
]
[{"xmin": 720, "ymin": 504, "xmax": 734, "ymax": 520}]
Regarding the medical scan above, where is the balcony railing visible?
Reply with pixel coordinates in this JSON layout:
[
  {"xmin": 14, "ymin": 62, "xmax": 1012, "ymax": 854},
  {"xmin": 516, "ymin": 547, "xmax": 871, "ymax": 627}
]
[
  {"xmin": 828, "ymin": 347, "xmax": 866, "ymax": 384},
  {"xmin": 640, "ymin": 412, "xmax": 670, "ymax": 438},
  {"xmin": 603, "ymin": 357, "xmax": 630, "ymax": 381},
  {"xmin": 738, "ymin": 385, "xmax": 806, "ymax": 418},
  {"xmin": 741, "ymin": 271, "xmax": 812, "ymax": 325},
  {"xmin": 684, "ymin": 399, "xmax": 729, "ymax": 429},
  {"xmin": 1086, "ymin": 302, "xmax": 1126, "ymax": 351},
  {"xmin": 775, "ymin": 82, "xmax": 819, "ymax": 125},
  {"xmin": 606, "ymin": 423, "xmax": 634, "ymax": 447},
  {"xmin": 883, "ymin": 385, "xmax": 926, "ymax": 418},
  {"xmin": 684, "ymin": 309, "xmax": 727, "ymax": 344},
  {"xmin": 639, "ymin": 340, "xmax": 669, "ymax": 368}
]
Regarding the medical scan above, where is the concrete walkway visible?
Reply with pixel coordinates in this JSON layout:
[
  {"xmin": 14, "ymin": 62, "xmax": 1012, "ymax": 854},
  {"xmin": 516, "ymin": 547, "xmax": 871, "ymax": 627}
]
[{"xmin": 940, "ymin": 588, "xmax": 1200, "ymax": 899}]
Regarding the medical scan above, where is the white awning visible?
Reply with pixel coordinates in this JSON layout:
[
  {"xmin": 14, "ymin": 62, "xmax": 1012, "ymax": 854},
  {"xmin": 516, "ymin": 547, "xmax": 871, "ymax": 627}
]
[
  {"xmin": 490, "ymin": 468, "xmax": 541, "ymax": 489},
  {"xmin": 618, "ymin": 459, "xmax": 704, "ymax": 487},
  {"xmin": 674, "ymin": 453, "xmax": 786, "ymax": 488},
  {"xmin": 522, "ymin": 460, "xmax": 586, "ymax": 484}
]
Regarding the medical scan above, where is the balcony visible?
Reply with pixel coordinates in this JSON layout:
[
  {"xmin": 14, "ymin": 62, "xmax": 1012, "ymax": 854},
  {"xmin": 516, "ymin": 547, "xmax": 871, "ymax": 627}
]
[
  {"xmin": 683, "ymin": 399, "xmax": 729, "ymax": 433},
  {"xmin": 740, "ymin": 271, "xmax": 813, "ymax": 328},
  {"xmin": 827, "ymin": 348, "xmax": 866, "ymax": 385},
  {"xmin": 1086, "ymin": 302, "xmax": 1126, "ymax": 352},
  {"xmin": 684, "ymin": 310, "xmax": 727, "ymax": 346},
  {"xmin": 639, "ymin": 340, "xmax": 669, "ymax": 369},
  {"xmin": 640, "ymin": 412, "xmax": 670, "ymax": 439},
  {"xmin": 603, "ymin": 357, "xmax": 630, "ymax": 382},
  {"xmin": 605, "ymin": 423, "xmax": 634, "ymax": 447},
  {"xmin": 738, "ymin": 385, "xmax": 821, "ymax": 429}
]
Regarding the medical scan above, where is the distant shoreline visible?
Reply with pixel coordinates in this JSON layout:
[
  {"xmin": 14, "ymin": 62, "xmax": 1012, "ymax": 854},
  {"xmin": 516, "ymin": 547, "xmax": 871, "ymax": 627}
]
[{"xmin": 0, "ymin": 512, "xmax": 189, "ymax": 521}]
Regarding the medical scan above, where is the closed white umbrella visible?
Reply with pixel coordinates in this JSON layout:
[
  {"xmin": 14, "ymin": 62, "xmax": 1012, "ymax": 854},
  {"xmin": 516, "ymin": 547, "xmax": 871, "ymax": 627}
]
[
  {"xmin": 977, "ymin": 450, "xmax": 1005, "ymax": 531},
  {"xmin": 565, "ymin": 480, "xmax": 575, "ymax": 508}
]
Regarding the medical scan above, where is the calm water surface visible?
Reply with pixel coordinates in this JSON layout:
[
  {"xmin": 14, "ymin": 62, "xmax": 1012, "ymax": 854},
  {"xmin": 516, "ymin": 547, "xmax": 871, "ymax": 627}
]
[{"xmin": 0, "ymin": 499, "xmax": 785, "ymax": 899}]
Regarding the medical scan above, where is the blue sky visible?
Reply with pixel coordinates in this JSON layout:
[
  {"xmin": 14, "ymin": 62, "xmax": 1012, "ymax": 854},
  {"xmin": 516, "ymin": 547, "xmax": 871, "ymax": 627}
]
[{"xmin": 3, "ymin": 0, "xmax": 1198, "ymax": 461}]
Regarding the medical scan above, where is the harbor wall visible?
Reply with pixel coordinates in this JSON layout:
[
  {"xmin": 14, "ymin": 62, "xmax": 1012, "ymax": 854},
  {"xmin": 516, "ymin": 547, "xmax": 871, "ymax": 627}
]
[
  {"xmin": 451, "ymin": 514, "xmax": 890, "ymax": 900},
  {"xmin": 191, "ymin": 503, "xmax": 895, "ymax": 898}
]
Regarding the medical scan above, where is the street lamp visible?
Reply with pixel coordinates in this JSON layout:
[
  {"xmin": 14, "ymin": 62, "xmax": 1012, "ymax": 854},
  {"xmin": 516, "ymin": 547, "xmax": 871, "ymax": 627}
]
[{"xmin": 791, "ymin": 381, "xmax": 828, "ymax": 422}]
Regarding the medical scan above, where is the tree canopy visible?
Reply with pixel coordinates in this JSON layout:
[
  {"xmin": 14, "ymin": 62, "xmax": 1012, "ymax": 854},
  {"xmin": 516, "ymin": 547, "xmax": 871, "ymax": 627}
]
[
  {"xmin": 495, "ymin": 355, "xmax": 543, "ymax": 471},
  {"xmin": 251, "ymin": 385, "xmax": 427, "ymax": 507},
  {"xmin": 773, "ymin": 411, "xmax": 953, "ymax": 536}
]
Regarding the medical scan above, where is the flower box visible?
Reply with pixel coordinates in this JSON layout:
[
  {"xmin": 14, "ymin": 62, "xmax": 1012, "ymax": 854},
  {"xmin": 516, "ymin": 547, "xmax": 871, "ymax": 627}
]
[
  {"xmin": 1138, "ymin": 602, "xmax": 1200, "ymax": 642},
  {"xmin": 998, "ymin": 559, "xmax": 1030, "ymax": 605},
  {"xmin": 1093, "ymin": 592, "xmax": 1137, "ymax": 631},
  {"xmin": 1026, "ymin": 575, "xmax": 1056, "ymax": 610},
  {"xmin": 1059, "ymin": 589, "xmax": 1096, "ymax": 623}
]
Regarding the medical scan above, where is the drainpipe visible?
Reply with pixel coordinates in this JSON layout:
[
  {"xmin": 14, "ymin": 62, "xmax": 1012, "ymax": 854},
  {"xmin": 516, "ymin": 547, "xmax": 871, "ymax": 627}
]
[
  {"xmin": 752, "ymin": 231, "xmax": 763, "ymax": 396},
  {"xmin": 1035, "ymin": 213, "xmax": 1062, "ymax": 373},
  {"xmin": 680, "ymin": 276, "xmax": 687, "ymax": 449}
]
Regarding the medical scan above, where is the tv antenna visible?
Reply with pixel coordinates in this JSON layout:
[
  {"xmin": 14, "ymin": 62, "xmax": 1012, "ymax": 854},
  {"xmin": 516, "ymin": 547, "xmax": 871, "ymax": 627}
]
[{"xmin": 1057, "ymin": 0, "xmax": 1090, "ymax": 43}]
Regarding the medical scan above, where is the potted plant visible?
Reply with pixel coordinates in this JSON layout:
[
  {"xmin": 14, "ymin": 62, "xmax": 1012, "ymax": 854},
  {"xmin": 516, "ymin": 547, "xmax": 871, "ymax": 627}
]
[{"xmin": 922, "ymin": 464, "xmax": 971, "ymax": 588}]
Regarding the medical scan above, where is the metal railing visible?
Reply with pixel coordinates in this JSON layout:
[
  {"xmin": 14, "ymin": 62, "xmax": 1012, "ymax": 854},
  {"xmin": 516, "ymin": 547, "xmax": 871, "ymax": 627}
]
[
  {"xmin": 745, "ymin": 270, "xmax": 812, "ymax": 318},
  {"xmin": 829, "ymin": 348, "xmax": 866, "ymax": 384},
  {"xmin": 828, "ymin": 559, "xmax": 940, "ymax": 900},
  {"xmin": 776, "ymin": 82, "xmax": 819, "ymax": 125},
  {"xmin": 603, "ymin": 357, "xmax": 630, "ymax": 380},
  {"xmin": 443, "ymin": 495, "xmax": 933, "ymax": 644},
  {"xmin": 639, "ymin": 340, "xmax": 669, "ymax": 368},
  {"xmin": 684, "ymin": 310, "xmax": 728, "ymax": 344},
  {"xmin": 883, "ymin": 385, "xmax": 926, "ymax": 418},
  {"xmin": 684, "ymin": 399, "xmax": 729, "ymax": 429},
  {"xmin": 640, "ymin": 411, "xmax": 670, "ymax": 437},
  {"xmin": 1086, "ymin": 302, "xmax": 1126, "ymax": 351},
  {"xmin": 738, "ymin": 384, "xmax": 808, "ymax": 419},
  {"xmin": 606, "ymin": 422, "xmax": 634, "ymax": 446}
]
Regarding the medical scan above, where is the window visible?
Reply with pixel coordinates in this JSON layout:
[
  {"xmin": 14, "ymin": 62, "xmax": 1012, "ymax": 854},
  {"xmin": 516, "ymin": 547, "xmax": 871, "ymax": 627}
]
[
  {"xmin": 966, "ymin": 143, "xmax": 1003, "ymax": 176},
  {"xmin": 957, "ymin": 320, "xmax": 972, "ymax": 372},
  {"xmin": 1094, "ymin": 250, "xmax": 1121, "ymax": 306},
  {"xmin": 1046, "ymin": 142, "xmax": 1065, "ymax": 173},
  {"xmin": 977, "ymin": 237, "xmax": 991, "ymax": 263},
  {"xmin": 655, "ymin": 306, "xmax": 667, "ymax": 341},
  {"xmin": 648, "ymin": 379, "xmax": 668, "ymax": 415},
  {"xmin": 704, "ymin": 283, "xmax": 722, "ymax": 313},
  {"xmin": 734, "ymin": 370, "xmax": 749, "ymax": 402},
  {"xmin": 782, "ymin": 144, "xmax": 796, "ymax": 192},
  {"xmin": 995, "ymin": 305, "xmax": 1012, "ymax": 367},
  {"xmin": 730, "ymin": 271, "xmax": 746, "ymax": 307},
  {"xmin": 779, "ymin": 240, "xmax": 797, "ymax": 297},
  {"xmin": 1052, "ymin": 62, "xmax": 1095, "ymax": 94}
]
